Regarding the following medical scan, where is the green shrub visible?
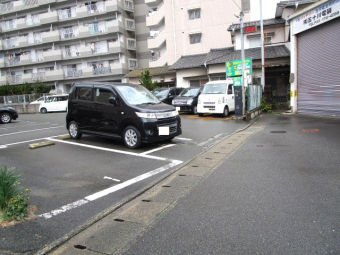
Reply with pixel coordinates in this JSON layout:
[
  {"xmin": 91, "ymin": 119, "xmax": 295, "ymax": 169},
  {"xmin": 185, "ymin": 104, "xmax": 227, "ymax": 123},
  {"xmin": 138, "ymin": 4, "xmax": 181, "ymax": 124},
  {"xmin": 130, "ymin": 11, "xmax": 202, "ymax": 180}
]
[
  {"xmin": 261, "ymin": 98, "xmax": 272, "ymax": 113},
  {"xmin": 0, "ymin": 166, "xmax": 29, "ymax": 221}
]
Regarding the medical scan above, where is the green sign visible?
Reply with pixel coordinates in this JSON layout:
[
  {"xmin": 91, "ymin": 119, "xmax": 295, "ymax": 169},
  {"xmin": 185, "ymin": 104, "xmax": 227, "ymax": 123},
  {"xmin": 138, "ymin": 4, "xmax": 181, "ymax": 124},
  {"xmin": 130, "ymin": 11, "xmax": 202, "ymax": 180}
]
[
  {"xmin": 226, "ymin": 58, "xmax": 252, "ymax": 77},
  {"xmin": 233, "ymin": 77, "xmax": 242, "ymax": 86}
]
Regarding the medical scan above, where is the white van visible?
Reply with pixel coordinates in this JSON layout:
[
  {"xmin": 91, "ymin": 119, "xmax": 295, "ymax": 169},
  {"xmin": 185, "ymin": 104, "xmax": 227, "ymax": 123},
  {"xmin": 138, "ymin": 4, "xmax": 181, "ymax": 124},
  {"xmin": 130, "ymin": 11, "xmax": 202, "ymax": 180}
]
[
  {"xmin": 39, "ymin": 94, "xmax": 69, "ymax": 113},
  {"xmin": 197, "ymin": 79, "xmax": 235, "ymax": 117}
]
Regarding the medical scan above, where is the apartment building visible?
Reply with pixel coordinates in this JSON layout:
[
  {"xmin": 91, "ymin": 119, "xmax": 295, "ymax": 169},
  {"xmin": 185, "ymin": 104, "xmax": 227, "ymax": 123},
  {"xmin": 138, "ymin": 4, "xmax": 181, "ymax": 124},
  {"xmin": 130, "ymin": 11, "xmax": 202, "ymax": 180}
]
[
  {"xmin": 0, "ymin": 0, "xmax": 146, "ymax": 93},
  {"xmin": 145, "ymin": 0, "xmax": 249, "ymax": 67}
]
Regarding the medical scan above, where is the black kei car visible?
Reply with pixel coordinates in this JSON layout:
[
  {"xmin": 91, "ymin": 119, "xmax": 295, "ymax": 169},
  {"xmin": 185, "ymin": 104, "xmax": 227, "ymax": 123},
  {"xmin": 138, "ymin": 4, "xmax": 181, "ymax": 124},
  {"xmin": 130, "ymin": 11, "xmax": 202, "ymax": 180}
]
[
  {"xmin": 172, "ymin": 87, "xmax": 203, "ymax": 114},
  {"xmin": 152, "ymin": 87, "xmax": 184, "ymax": 105},
  {"xmin": 66, "ymin": 82, "xmax": 182, "ymax": 149},
  {"xmin": 0, "ymin": 105, "xmax": 18, "ymax": 124}
]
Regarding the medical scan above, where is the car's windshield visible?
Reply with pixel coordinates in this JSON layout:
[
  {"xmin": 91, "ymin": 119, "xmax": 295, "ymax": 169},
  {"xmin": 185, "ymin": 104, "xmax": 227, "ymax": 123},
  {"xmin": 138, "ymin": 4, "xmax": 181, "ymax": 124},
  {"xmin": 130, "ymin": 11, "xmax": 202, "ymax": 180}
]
[
  {"xmin": 116, "ymin": 85, "xmax": 160, "ymax": 105},
  {"xmin": 201, "ymin": 83, "xmax": 227, "ymax": 94},
  {"xmin": 152, "ymin": 88, "xmax": 169, "ymax": 97},
  {"xmin": 179, "ymin": 88, "xmax": 200, "ymax": 97}
]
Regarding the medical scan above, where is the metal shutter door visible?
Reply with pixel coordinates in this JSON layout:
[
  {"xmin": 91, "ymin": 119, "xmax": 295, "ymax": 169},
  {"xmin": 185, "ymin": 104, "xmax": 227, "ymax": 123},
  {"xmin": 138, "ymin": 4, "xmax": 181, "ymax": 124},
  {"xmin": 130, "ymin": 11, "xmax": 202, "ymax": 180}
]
[{"xmin": 297, "ymin": 18, "xmax": 340, "ymax": 117}]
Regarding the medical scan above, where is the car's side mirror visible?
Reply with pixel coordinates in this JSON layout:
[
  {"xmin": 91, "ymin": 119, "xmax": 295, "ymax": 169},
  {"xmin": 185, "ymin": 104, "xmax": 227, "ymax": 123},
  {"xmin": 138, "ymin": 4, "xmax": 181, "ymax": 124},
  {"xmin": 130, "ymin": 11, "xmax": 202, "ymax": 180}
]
[{"xmin": 109, "ymin": 96, "xmax": 119, "ymax": 106}]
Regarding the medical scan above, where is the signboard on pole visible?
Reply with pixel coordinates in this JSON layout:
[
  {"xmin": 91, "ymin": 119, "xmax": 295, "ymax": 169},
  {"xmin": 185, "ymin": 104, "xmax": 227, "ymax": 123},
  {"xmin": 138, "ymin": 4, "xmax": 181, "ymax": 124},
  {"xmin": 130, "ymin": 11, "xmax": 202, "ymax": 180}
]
[
  {"xmin": 241, "ymin": 0, "xmax": 250, "ymax": 12},
  {"xmin": 233, "ymin": 77, "xmax": 242, "ymax": 86},
  {"xmin": 226, "ymin": 57, "xmax": 252, "ymax": 77}
]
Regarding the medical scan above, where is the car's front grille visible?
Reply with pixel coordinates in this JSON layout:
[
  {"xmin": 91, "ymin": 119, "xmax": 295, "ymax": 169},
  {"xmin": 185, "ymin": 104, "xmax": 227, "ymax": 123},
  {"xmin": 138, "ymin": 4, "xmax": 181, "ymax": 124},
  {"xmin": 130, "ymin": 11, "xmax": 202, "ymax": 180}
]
[{"xmin": 203, "ymin": 102, "xmax": 215, "ymax": 105}]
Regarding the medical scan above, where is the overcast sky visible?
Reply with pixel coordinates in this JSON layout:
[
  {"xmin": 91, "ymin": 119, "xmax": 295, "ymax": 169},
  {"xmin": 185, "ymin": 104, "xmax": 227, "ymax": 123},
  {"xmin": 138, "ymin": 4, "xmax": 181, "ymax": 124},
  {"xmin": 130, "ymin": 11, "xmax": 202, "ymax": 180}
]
[{"xmin": 250, "ymin": 0, "xmax": 281, "ymax": 20}]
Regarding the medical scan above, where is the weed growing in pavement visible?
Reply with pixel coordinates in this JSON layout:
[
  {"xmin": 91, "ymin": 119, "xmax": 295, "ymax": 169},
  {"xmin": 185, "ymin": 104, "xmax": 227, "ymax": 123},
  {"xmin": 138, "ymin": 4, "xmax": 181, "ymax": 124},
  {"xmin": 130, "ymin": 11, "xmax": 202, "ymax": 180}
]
[{"xmin": 0, "ymin": 165, "xmax": 29, "ymax": 221}]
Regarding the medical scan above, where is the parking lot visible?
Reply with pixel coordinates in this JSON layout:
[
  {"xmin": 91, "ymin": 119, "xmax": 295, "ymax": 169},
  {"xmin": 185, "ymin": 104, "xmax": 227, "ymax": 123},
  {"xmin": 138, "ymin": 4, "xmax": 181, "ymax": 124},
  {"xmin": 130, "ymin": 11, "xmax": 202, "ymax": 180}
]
[{"xmin": 0, "ymin": 111, "xmax": 248, "ymax": 253}]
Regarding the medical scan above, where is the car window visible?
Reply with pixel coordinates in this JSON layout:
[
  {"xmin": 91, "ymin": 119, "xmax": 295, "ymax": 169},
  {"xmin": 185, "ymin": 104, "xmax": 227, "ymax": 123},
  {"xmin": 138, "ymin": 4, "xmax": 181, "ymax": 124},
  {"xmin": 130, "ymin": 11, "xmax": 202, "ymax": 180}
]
[
  {"xmin": 180, "ymin": 88, "xmax": 200, "ymax": 97},
  {"xmin": 116, "ymin": 85, "xmax": 160, "ymax": 105},
  {"xmin": 201, "ymin": 83, "xmax": 227, "ymax": 94},
  {"xmin": 228, "ymin": 85, "xmax": 233, "ymax": 95},
  {"xmin": 76, "ymin": 87, "xmax": 93, "ymax": 101},
  {"xmin": 95, "ymin": 88, "xmax": 115, "ymax": 104}
]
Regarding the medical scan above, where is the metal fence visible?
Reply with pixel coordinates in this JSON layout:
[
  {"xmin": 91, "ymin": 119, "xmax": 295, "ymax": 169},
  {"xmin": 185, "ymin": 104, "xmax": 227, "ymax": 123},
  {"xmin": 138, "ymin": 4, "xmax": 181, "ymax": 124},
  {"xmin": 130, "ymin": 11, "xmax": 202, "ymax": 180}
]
[
  {"xmin": 247, "ymin": 85, "xmax": 262, "ymax": 111},
  {"xmin": 0, "ymin": 94, "xmax": 45, "ymax": 105}
]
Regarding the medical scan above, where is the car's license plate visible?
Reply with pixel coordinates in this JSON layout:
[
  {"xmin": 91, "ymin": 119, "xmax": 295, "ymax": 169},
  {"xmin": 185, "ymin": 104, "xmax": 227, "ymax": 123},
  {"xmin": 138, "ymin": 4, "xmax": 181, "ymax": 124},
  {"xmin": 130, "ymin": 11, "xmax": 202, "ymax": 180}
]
[{"xmin": 159, "ymin": 126, "xmax": 170, "ymax": 135}]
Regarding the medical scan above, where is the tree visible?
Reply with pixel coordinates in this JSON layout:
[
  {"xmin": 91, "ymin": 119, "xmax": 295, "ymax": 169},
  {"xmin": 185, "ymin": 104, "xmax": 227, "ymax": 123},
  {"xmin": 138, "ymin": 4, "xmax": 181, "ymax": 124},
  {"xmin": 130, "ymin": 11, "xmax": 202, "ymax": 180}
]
[{"xmin": 139, "ymin": 70, "xmax": 158, "ymax": 91}]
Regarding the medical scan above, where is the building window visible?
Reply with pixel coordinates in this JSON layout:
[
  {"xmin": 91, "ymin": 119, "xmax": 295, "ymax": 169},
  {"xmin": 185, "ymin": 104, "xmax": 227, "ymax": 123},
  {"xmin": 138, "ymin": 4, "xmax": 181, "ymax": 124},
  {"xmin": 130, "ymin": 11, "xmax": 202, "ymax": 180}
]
[
  {"xmin": 189, "ymin": 9, "xmax": 201, "ymax": 20},
  {"xmin": 190, "ymin": 33, "xmax": 202, "ymax": 44},
  {"xmin": 248, "ymin": 34, "xmax": 273, "ymax": 48}
]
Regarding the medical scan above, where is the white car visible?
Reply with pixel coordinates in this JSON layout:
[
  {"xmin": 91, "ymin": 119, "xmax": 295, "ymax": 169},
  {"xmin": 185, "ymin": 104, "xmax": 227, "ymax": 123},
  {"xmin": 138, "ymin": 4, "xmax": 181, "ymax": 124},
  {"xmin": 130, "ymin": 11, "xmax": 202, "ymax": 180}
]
[
  {"xmin": 30, "ymin": 96, "xmax": 45, "ymax": 105},
  {"xmin": 39, "ymin": 94, "xmax": 69, "ymax": 113}
]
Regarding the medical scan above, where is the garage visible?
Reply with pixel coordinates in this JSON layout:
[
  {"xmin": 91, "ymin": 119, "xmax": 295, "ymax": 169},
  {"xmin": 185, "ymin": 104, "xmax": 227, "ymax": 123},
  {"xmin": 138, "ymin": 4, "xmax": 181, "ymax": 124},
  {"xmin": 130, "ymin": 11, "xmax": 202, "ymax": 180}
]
[{"xmin": 290, "ymin": 0, "xmax": 340, "ymax": 117}]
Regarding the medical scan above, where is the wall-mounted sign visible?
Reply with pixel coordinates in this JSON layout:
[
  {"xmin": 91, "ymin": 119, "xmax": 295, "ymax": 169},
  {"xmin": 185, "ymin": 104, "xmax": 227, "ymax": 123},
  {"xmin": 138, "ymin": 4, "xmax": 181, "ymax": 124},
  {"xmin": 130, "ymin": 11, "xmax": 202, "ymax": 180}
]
[
  {"xmin": 244, "ymin": 25, "xmax": 257, "ymax": 33},
  {"xmin": 226, "ymin": 58, "xmax": 252, "ymax": 77},
  {"xmin": 292, "ymin": 0, "xmax": 340, "ymax": 35}
]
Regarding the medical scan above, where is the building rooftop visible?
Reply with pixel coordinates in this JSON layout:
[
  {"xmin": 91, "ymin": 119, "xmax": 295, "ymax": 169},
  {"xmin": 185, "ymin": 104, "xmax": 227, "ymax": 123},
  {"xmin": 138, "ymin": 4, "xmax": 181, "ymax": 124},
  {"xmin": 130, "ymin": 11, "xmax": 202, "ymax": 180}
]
[
  {"xmin": 123, "ymin": 66, "xmax": 175, "ymax": 78},
  {"xmin": 275, "ymin": 0, "xmax": 317, "ymax": 18},
  {"xmin": 170, "ymin": 45, "xmax": 290, "ymax": 70},
  {"xmin": 227, "ymin": 18, "xmax": 286, "ymax": 31}
]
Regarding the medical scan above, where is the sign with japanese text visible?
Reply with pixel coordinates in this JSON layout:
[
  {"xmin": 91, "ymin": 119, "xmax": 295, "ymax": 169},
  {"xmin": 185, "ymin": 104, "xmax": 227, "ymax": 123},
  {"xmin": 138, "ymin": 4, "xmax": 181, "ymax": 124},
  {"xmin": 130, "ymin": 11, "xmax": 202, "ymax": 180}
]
[
  {"xmin": 233, "ymin": 77, "xmax": 242, "ymax": 86},
  {"xmin": 292, "ymin": 0, "xmax": 340, "ymax": 35},
  {"xmin": 226, "ymin": 58, "xmax": 252, "ymax": 77},
  {"xmin": 244, "ymin": 25, "xmax": 257, "ymax": 33}
]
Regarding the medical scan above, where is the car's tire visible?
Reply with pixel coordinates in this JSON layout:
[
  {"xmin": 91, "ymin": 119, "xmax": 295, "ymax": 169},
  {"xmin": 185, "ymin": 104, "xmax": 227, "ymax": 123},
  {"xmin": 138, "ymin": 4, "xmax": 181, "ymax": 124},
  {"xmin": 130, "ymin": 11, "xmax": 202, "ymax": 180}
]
[
  {"xmin": 123, "ymin": 126, "xmax": 142, "ymax": 149},
  {"xmin": 0, "ymin": 112, "xmax": 12, "ymax": 124},
  {"xmin": 68, "ymin": 121, "xmax": 82, "ymax": 139},
  {"xmin": 40, "ymin": 108, "xmax": 47, "ymax": 114},
  {"xmin": 222, "ymin": 106, "xmax": 229, "ymax": 117},
  {"xmin": 192, "ymin": 105, "xmax": 198, "ymax": 115}
]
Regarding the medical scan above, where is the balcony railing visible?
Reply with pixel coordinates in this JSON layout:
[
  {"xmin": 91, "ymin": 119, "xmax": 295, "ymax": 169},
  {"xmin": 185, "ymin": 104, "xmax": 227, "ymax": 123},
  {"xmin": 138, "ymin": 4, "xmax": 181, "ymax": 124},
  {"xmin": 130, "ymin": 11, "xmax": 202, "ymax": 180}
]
[
  {"xmin": 65, "ymin": 69, "xmax": 83, "ymax": 78},
  {"xmin": 32, "ymin": 72, "xmax": 46, "ymax": 81},
  {"xmin": 93, "ymin": 66, "xmax": 111, "ymax": 75},
  {"xmin": 7, "ymin": 75, "xmax": 23, "ymax": 84},
  {"xmin": 5, "ymin": 56, "xmax": 20, "ymax": 66}
]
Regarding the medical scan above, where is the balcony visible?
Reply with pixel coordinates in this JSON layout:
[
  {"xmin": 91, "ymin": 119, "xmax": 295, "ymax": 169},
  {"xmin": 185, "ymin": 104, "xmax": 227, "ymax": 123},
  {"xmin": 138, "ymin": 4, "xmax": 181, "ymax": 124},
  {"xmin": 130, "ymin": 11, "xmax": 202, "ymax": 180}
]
[
  {"xmin": 7, "ymin": 75, "xmax": 23, "ymax": 85},
  {"xmin": 108, "ymin": 40, "xmax": 125, "ymax": 53},
  {"xmin": 4, "ymin": 56, "xmax": 21, "ymax": 67},
  {"xmin": 148, "ymin": 31, "xmax": 166, "ymax": 49},
  {"xmin": 0, "ymin": 76, "xmax": 7, "ymax": 85},
  {"xmin": 106, "ymin": 0, "xmax": 119, "ymax": 12},
  {"xmin": 110, "ymin": 63, "xmax": 126, "ymax": 75},
  {"xmin": 145, "ymin": 0, "xmax": 163, "ymax": 8},
  {"xmin": 31, "ymin": 70, "xmax": 64, "ymax": 82},
  {"xmin": 42, "ymin": 30, "xmax": 60, "ymax": 43},
  {"xmin": 146, "ymin": 7, "xmax": 165, "ymax": 28},
  {"xmin": 0, "ymin": 58, "xmax": 4, "ymax": 68},
  {"xmin": 78, "ymin": 25, "xmax": 108, "ymax": 39},
  {"xmin": 93, "ymin": 66, "xmax": 112, "ymax": 76},
  {"xmin": 65, "ymin": 69, "xmax": 83, "ymax": 78},
  {"xmin": 40, "ymin": 11, "xmax": 58, "ymax": 24}
]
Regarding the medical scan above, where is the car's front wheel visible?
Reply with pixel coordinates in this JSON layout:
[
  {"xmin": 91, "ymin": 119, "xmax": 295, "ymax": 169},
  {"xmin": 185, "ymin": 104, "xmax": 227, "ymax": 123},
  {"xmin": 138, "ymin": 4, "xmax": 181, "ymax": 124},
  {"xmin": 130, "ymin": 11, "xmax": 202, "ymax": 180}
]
[
  {"xmin": 0, "ymin": 112, "xmax": 12, "ymax": 124},
  {"xmin": 68, "ymin": 121, "xmax": 82, "ymax": 139},
  {"xmin": 222, "ymin": 106, "xmax": 229, "ymax": 117},
  {"xmin": 123, "ymin": 126, "xmax": 142, "ymax": 149},
  {"xmin": 40, "ymin": 108, "xmax": 47, "ymax": 114},
  {"xmin": 192, "ymin": 105, "xmax": 198, "ymax": 115}
]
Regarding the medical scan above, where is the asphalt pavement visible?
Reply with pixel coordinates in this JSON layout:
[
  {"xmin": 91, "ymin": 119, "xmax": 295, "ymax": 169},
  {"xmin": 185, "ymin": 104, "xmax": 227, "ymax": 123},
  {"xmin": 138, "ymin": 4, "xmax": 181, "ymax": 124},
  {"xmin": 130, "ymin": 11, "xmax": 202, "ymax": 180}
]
[{"xmin": 6, "ymin": 112, "xmax": 340, "ymax": 254}]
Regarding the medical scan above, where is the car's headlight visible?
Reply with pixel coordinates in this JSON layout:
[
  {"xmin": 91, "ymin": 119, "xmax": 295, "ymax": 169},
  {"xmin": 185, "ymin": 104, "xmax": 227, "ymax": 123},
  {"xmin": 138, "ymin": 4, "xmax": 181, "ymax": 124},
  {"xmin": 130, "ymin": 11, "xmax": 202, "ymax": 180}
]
[
  {"xmin": 172, "ymin": 101, "xmax": 176, "ymax": 105},
  {"xmin": 187, "ymin": 99, "xmax": 193, "ymax": 105},
  {"xmin": 136, "ymin": 112, "xmax": 157, "ymax": 119}
]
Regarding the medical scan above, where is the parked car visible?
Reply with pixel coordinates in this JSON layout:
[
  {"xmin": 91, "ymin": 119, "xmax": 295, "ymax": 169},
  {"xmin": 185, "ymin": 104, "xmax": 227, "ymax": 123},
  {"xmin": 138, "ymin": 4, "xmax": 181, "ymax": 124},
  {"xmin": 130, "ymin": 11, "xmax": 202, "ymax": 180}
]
[
  {"xmin": 30, "ymin": 96, "xmax": 45, "ymax": 105},
  {"xmin": 0, "ymin": 105, "xmax": 18, "ymax": 124},
  {"xmin": 39, "ymin": 94, "xmax": 69, "ymax": 113},
  {"xmin": 172, "ymin": 87, "xmax": 203, "ymax": 114},
  {"xmin": 197, "ymin": 79, "xmax": 235, "ymax": 117},
  {"xmin": 66, "ymin": 82, "xmax": 182, "ymax": 149},
  {"xmin": 152, "ymin": 87, "xmax": 184, "ymax": 105}
]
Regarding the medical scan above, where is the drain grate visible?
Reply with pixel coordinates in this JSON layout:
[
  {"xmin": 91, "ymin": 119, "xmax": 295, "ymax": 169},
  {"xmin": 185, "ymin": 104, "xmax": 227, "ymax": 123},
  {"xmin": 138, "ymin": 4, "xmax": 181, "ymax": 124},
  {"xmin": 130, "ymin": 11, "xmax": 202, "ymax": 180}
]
[{"xmin": 270, "ymin": 131, "xmax": 287, "ymax": 134}]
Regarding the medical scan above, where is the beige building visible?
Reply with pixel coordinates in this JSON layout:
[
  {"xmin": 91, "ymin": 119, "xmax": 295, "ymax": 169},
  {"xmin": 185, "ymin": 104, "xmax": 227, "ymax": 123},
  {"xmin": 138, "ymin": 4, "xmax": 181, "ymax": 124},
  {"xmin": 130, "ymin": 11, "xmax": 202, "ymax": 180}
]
[
  {"xmin": 145, "ymin": 0, "xmax": 250, "ymax": 67},
  {"xmin": 0, "ymin": 0, "xmax": 148, "ymax": 93}
]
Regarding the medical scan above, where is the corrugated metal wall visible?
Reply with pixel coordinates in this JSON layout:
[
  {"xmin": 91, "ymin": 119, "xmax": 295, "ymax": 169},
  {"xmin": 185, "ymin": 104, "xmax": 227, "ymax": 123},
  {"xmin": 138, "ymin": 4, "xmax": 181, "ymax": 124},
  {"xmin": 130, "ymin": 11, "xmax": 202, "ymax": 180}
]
[{"xmin": 297, "ymin": 18, "xmax": 340, "ymax": 117}]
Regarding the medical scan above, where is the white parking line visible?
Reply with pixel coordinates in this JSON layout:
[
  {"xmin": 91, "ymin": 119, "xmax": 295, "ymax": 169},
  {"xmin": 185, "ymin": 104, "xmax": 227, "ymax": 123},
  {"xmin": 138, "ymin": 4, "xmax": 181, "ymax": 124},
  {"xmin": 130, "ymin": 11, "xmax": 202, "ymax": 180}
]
[
  {"xmin": 0, "ymin": 126, "xmax": 64, "ymax": 137},
  {"xmin": 39, "ymin": 159, "xmax": 182, "ymax": 219},
  {"xmin": 141, "ymin": 144, "xmax": 176, "ymax": 155},
  {"xmin": 47, "ymin": 138, "xmax": 172, "ymax": 161},
  {"xmin": 175, "ymin": 137, "xmax": 192, "ymax": 141},
  {"xmin": 0, "ymin": 134, "xmax": 68, "ymax": 147}
]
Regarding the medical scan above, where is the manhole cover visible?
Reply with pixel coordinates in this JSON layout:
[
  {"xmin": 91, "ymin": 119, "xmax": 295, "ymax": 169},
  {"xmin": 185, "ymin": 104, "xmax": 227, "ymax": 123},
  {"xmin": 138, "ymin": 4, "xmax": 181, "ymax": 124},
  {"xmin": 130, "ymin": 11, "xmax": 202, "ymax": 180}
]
[
  {"xmin": 270, "ymin": 131, "xmax": 287, "ymax": 134},
  {"xmin": 301, "ymin": 129, "xmax": 319, "ymax": 132}
]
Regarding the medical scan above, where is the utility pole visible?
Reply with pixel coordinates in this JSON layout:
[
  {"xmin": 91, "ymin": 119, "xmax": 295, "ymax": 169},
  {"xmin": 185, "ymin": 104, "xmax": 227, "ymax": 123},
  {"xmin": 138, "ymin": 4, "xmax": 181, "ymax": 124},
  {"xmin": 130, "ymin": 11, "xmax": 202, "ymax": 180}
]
[
  {"xmin": 240, "ymin": 11, "xmax": 245, "ymax": 116},
  {"xmin": 260, "ymin": 0, "xmax": 265, "ymax": 89}
]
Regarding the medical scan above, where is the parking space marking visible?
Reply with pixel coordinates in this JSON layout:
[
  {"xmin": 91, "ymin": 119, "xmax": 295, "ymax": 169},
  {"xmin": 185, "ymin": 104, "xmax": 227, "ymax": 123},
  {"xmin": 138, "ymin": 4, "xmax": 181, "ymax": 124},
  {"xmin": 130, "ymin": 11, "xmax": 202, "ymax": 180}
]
[
  {"xmin": 39, "ymin": 159, "xmax": 182, "ymax": 219},
  {"xmin": 175, "ymin": 137, "xmax": 192, "ymax": 141},
  {"xmin": 0, "ymin": 126, "xmax": 64, "ymax": 137},
  {"xmin": 104, "ymin": 176, "xmax": 121, "ymax": 182},
  {"xmin": 141, "ymin": 144, "xmax": 176, "ymax": 155},
  {"xmin": 1, "ymin": 134, "xmax": 68, "ymax": 147},
  {"xmin": 47, "ymin": 138, "xmax": 173, "ymax": 161}
]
